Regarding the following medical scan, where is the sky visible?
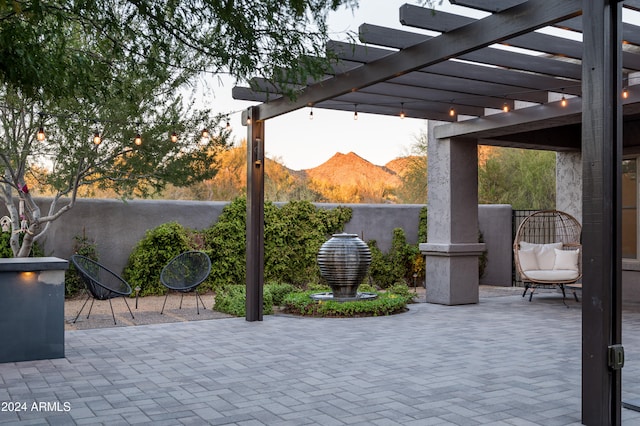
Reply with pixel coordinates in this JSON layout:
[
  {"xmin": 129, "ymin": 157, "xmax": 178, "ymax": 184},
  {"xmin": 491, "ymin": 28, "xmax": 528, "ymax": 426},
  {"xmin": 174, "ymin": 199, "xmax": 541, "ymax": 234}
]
[{"xmin": 201, "ymin": 1, "xmax": 479, "ymax": 171}]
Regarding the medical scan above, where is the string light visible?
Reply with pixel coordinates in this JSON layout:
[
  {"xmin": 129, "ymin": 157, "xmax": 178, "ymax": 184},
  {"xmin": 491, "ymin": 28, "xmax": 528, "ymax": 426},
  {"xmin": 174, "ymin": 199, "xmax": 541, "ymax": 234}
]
[
  {"xmin": 449, "ymin": 106, "xmax": 456, "ymax": 117},
  {"xmin": 309, "ymin": 108, "xmax": 314, "ymax": 120},
  {"xmin": 399, "ymin": 103, "xmax": 405, "ymax": 119},
  {"xmin": 623, "ymin": 87, "xmax": 629, "ymax": 99},
  {"xmin": 20, "ymin": 106, "xmax": 248, "ymax": 149},
  {"xmin": 560, "ymin": 95, "xmax": 567, "ymax": 107},
  {"xmin": 353, "ymin": 104, "xmax": 358, "ymax": 121},
  {"xmin": 502, "ymin": 102, "xmax": 510, "ymax": 113}
]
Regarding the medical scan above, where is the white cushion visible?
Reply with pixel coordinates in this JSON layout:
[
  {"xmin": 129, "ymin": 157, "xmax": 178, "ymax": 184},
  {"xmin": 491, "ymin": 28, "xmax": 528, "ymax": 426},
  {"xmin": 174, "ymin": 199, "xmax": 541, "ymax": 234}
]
[
  {"xmin": 523, "ymin": 269, "xmax": 579, "ymax": 281},
  {"xmin": 519, "ymin": 242, "xmax": 563, "ymax": 270},
  {"xmin": 517, "ymin": 249, "xmax": 539, "ymax": 271},
  {"xmin": 553, "ymin": 248, "xmax": 580, "ymax": 272}
]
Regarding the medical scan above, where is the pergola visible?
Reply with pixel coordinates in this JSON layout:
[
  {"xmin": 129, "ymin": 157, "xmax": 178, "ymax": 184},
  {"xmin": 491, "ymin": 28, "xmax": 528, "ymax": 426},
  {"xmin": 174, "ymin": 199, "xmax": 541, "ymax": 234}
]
[{"xmin": 233, "ymin": 1, "xmax": 634, "ymax": 424}]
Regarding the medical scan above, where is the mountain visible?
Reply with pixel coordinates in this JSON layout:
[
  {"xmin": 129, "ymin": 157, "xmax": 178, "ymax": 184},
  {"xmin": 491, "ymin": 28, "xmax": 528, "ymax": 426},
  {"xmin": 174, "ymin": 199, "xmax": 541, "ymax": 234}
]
[
  {"xmin": 303, "ymin": 152, "xmax": 401, "ymax": 187},
  {"xmin": 384, "ymin": 156, "xmax": 422, "ymax": 175}
]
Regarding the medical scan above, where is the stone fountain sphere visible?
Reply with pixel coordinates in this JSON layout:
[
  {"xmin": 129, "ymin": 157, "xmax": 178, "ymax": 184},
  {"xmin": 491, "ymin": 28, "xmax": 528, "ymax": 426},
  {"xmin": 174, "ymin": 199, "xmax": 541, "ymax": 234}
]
[{"xmin": 317, "ymin": 233, "xmax": 372, "ymax": 300}]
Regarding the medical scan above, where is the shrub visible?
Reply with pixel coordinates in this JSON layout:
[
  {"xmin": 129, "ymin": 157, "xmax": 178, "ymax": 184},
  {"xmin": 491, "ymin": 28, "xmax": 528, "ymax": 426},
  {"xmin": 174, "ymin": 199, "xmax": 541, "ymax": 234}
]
[
  {"xmin": 204, "ymin": 197, "xmax": 352, "ymax": 289},
  {"xmin": 213, "ymin": 284, "xmax": 274, "ymax": 317},
  {"xmin": 281, "ymin": 289, "xmax": 410, "ymax": 317},
  {"xmin": 367, "ymin": 228, "xmax": 419, "ymax": 288},
  {"xmin": 65, "ymin": 230, "xmax": 98, "ymax": 298},
  {"xmin": 123, "ymin": 222, "xmax": 196, "ymax": 296},
  {"xmin": 265, "ymin": 282, "xmax": 299, "ymax": 305},
  {"xmin": 0, "ymin": 232, "xmax": 13, "ymax": 258},
  {"xmin": 386, "ymin": 282, "xmax": 412, "ymax": 300},
  {"xmin": 203, "ymin": 197, "xmax": 247, "ymax": 289},
  {"xmin": 418, "ymin": 206, "xmax": 428, "ymax": 244},
  {"xmin": 479, "ymin": 230, "xmax": 488, "ymax": 279},
  {"xmin": 264, "ymin": 200, "xmax": 351, "ymax": 285},
  {"xmin": 0, "ymin": 231, "xmax": 44, "ymax": 258}
]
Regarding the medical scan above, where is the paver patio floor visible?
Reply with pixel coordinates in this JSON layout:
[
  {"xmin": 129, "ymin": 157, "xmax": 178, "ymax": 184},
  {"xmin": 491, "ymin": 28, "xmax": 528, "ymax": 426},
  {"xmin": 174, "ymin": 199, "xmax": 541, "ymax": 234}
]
[{"xmin": 2, "ymin": 287, "xmax": 640, "ymax": 425}]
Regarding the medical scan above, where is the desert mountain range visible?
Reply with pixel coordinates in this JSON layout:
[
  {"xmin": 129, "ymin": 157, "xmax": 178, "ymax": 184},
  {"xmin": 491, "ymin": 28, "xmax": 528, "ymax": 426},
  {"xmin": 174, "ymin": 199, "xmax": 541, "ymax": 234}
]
[{"xmin": 302, "ymin": 152, "xmax": 403, "ymax": 187}]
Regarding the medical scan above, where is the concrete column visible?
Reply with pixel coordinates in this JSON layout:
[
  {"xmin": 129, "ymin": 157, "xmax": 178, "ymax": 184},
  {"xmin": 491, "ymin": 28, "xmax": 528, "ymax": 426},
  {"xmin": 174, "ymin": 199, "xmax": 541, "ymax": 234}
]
[
  {"xmin": 420, "ymin": 126, "xmax": 485, "ymax": 305},
  {"xmin": 556, "ymin": 151, "xmax": 582, "ymax": 224}
]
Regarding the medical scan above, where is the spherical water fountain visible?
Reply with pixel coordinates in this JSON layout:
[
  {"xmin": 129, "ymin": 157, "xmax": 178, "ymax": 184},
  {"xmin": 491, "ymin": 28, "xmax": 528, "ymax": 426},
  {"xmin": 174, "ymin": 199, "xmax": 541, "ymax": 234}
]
[{"xmin": 312, "ymin": 233, "xmax": 376, "ymax": 302}]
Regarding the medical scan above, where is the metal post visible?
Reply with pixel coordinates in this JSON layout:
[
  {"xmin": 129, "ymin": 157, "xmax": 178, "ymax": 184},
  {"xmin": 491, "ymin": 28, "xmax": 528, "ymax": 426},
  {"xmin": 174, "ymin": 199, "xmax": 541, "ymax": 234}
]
[
  {"xmin": 245, "ymin": 107, "xmax": 264, "ymax": 322},
  {"xmin": 581, "ymin": 0, "xmax": 623, "ymax": 424}
]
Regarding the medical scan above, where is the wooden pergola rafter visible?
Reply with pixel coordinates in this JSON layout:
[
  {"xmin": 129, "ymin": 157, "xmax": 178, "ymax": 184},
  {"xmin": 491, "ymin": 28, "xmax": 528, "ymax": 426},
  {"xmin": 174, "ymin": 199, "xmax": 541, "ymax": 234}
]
[{"xmin": 234, "ymin": 1, "xmax": 631, "ymax": 424}]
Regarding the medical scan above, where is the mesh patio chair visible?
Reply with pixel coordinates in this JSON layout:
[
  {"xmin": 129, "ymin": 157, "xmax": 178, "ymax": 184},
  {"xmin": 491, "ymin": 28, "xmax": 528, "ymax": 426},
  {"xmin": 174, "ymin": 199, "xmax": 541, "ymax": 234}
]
[
  {"xmin": 513, "ymin": 210, "xmax": 582, "ymax": 304},
  {"xmin": 71, "ymin": 255, "xmax": 134, "ymax": 325},
  {"xmin": 160, "ymin": 251, "xmax": 211, "ymax": 315}
]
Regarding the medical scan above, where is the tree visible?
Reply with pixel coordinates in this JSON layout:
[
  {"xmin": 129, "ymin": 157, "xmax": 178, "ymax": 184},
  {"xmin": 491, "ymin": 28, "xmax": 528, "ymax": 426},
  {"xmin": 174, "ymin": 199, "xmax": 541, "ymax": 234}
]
[
  {"xmin": 396, "ymin": 129, "xmax": 428, "ymax": 204},
  {"xmin": 0, "ymin": 0, "xmax": 361, "ymax": 99},
  {"xmin": 0, "ymin": 0, "xmax": 369, "ymax": 256},
  {"xmin": 478, "ymin": 147, "xmax": 556, "ymax": 210},
  {"xmin": 0, "ymin": 81, "xmax": 231, "ymax": 256}
]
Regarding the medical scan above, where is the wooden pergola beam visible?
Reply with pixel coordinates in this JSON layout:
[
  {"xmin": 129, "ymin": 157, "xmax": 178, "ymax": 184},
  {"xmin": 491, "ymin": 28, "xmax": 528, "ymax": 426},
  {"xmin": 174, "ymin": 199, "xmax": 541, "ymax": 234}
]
[{"xmin": 251, "ymin": 0, "xmax": 581, "ymax": 122}]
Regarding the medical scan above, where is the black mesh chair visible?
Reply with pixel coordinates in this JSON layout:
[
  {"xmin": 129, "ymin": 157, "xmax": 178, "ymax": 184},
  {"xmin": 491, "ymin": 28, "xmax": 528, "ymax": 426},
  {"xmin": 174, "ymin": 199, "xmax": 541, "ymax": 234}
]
[
  {"xmin": 160, "ymin": 251, "xmax": 211, "ymax": 315},
  {"xmin": 71, "ymin": 255, "xmax": 135, "ymax": 325}
]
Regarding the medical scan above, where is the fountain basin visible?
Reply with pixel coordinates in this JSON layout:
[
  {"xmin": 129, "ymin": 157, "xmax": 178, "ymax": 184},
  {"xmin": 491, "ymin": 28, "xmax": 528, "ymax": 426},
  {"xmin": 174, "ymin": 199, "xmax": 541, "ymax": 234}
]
[{"xmin": 309, "ymin": 291, "xmax": 378, "ymax": 302}]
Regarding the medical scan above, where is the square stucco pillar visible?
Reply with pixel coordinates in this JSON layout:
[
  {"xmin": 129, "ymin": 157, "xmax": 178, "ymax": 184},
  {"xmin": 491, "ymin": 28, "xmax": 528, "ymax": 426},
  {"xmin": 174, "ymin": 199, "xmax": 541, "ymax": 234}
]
[
  {"xmin": 420, "ymin": 131, "xmax": 484, "ymax": 305},
  {"xmin": 556, "ymin": 152, "xmax": 582, "ymax": 224}
]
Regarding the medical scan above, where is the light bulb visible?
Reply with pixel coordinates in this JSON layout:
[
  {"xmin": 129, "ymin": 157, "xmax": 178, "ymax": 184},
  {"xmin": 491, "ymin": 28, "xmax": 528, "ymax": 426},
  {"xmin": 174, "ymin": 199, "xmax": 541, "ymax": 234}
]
[
  {"xmin": 502, "ymin": 103, "xmax": 510, "ymax": 113},
  {"xmin": 93, "ymin": 131, "xmax": 101, "ymax": 145},
  {"xmin": 36, "ymin": 127, "xmax": 45, "ymax": 141},
  {"xmin": 561, "ymin": 96, "xmax": 567, "ymax": 107},
  {"xmin": 623, "ymin": 88, "xmax": 629, "ymax": 99},
  {"xmin": 201, "ymin": 128, "xmax": 209, "ymax": 139},
  {"xmin": 134, "ymin": 133, "xmax": 142, "ymax": 146},
  {"xmin": 170, "ymin": 132, "xmax": 178, "ymax": 143},
  {"xmin": 449, "ymin": 107, "xmax": 455, "ymax": 117}
]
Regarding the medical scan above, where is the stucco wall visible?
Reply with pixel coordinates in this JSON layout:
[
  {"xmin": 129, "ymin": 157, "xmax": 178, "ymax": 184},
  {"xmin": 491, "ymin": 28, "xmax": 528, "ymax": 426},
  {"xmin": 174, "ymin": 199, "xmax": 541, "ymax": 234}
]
[
  {"xmin": 478, "ymin": 205, "xmax": 513, "ymax": 286},
  {"xmin": 17, "ymin": 199, "xmax": 512, "ymax": 286}
]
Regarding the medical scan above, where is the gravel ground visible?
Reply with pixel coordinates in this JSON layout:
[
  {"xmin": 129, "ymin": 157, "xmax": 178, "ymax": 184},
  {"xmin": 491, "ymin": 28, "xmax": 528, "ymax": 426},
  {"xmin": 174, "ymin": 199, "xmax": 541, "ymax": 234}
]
[
  {"xmin": 64, "ymin": 292, "xmax": 233, "ymax": 331},
  {"xmin": 64, "ymin": 285, "xmax": 529, "ymax": 331}
]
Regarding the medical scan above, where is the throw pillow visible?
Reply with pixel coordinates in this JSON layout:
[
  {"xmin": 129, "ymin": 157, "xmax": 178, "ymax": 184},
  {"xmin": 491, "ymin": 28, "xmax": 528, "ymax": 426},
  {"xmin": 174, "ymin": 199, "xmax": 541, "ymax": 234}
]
[
  {"xmin": 520, "ymin": 241, "xmax": 563, "ymax": 270},
  {"xmin": 518, "ymin": 249, "xmax": 539, "ymax": 271},
  {"xmin": 553, "ymin": 248, "xmax": 580, "ymax": 272}
]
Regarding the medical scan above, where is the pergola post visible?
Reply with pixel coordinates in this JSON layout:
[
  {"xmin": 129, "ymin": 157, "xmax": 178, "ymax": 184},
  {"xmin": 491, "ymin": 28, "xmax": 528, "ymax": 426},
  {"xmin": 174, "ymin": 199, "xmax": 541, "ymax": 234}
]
[
  {"xmin": 246, "ymin": 107, "xmax": 264, "ymax": 322},
  {"xmin": 420, "ymin": 123, "xmax": 485, "ymax": 305},
  {"xmin": 581, "ymin": 0, "xmax": 623, "ymax": 424}
]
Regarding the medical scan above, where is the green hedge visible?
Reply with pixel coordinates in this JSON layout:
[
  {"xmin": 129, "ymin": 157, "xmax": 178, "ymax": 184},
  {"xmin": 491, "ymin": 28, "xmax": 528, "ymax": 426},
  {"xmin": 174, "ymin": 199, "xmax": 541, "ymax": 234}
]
[
  {"xmin": 123, "ymin": 222, "xmax": 197, "ymax": 296},
  {"xmin": 281, "ymin": 288, "xmax": 412, "ymax": 317},
  {"xmin": 120, "ymin": 197, "xmax": 436, "ymax": 298}
]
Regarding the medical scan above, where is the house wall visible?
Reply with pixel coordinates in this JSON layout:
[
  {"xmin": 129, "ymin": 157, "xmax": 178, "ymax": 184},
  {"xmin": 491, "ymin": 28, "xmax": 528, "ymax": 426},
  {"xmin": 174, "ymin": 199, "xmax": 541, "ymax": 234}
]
[
  {"xmin": 556, "ymin": 151, "xmax": 640, "ymax": 303},
  {"xmin": 556, "ymin": 152, "xmax": 582, "ymax": 224},
  {"xmin": 17, "ymin": 199, "xmax": 513, "ymax": 286}
]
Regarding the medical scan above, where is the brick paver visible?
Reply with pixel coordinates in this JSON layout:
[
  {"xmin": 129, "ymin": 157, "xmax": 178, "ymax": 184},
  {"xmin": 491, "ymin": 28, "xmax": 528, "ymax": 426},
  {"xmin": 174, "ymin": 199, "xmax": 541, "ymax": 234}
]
[{"xmin": 2, "ymin": 289, "xmax": 640, "ymax": 425}]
